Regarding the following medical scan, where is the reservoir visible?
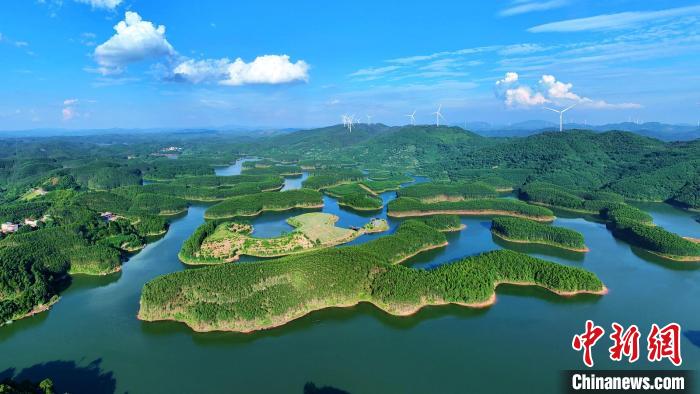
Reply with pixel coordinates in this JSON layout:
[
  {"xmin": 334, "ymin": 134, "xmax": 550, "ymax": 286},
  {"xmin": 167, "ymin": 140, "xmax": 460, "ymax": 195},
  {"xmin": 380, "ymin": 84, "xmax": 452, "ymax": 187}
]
[{"xmin": 1, "ymin": 159, "xmax": 699, "ymax": 393}]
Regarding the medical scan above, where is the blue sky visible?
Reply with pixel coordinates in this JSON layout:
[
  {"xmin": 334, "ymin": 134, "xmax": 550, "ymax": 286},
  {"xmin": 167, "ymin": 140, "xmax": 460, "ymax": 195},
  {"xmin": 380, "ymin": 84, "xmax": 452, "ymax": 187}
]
[{"xmin": 1, "ymin": 0, "xmax": 699, "ymax": 130}]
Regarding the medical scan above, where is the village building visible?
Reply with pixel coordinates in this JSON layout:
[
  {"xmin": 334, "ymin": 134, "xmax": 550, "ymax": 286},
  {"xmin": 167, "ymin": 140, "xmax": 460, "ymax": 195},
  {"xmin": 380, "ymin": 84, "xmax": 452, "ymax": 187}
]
[
  {"xmin": 1, "ymin": 222, "xmax": 19, "ymax": 234},
  {"xmin": 24, "ymin": 218, "xmax": 39, "ymax": 227},
  {"xmin": 100, "ymin": 212, "xmax": 118, "ymax": 222}
]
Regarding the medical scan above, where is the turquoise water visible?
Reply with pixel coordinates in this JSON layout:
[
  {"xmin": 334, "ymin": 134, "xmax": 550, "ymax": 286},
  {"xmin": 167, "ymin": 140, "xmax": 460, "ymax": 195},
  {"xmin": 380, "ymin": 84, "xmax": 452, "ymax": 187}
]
[{"xmin": 1, "ymin": 160, "xmax": 699, "ymax": 393}]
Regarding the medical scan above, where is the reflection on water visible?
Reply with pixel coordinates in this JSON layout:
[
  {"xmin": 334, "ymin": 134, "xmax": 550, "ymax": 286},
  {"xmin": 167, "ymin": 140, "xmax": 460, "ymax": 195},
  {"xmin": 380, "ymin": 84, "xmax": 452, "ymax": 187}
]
[
  {"xmin": 491, "ymin": 234, "xmax": 586, "ymax": 262},
  {"xmin": 0, "ymin": 359, "xmax": 117, "ymax": 394},
  {"xmin": 2, "ymin": 158, "xmax": 700, "ymax": 393}
]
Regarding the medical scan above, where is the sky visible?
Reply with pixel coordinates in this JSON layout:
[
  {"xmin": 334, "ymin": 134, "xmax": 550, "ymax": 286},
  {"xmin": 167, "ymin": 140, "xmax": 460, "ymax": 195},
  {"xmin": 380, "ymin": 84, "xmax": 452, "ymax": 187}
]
[{"xmin": 1, "ymin": 0, "xmax": 699, "ymax": 130}]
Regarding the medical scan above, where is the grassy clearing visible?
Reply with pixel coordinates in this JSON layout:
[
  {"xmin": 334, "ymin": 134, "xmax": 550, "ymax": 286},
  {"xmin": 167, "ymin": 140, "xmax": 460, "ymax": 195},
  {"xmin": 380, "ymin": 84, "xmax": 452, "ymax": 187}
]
[{"xmin": 184, "ymin": 212, "xmax": 389, "ymax": 262}]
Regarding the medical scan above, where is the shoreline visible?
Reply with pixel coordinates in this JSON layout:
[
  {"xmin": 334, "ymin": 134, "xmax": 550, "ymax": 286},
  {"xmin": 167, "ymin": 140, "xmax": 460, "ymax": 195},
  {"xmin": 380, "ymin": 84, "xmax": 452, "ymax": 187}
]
[
  {"xmin": 388, "ymin": 209, "xmax": 555, "ymax": 222},
  {"xmin": 3, "ymin": 296, "xmax": 61, "ymax": 326},
  {"xmin": 391, "ymin": 241, "xmax": 449, "ymax": 265},
  {"xmin": 336, "ymin": 201, "xmax": 383, "ymax": 211},
  {"xmin": 491, "ymin": 231, "xmax": 589, "ymax": 252},
  {"xmin": 440, "ymin": 224, "xmax": 467, "ymax": 232},
  {"xmin": 205, "ymin": 203, "xmax": 324, "ymax": 220},
  {"xmin": 647, "ymin": 250, "xmax": 700, "ymax": 262},
  {"xmin": 528, "ymin": 201, "xmax": 599, "ymax": 215},
  {"xmin": 139, "ymin": 280, "xmax": 606, "ymax": 333}
]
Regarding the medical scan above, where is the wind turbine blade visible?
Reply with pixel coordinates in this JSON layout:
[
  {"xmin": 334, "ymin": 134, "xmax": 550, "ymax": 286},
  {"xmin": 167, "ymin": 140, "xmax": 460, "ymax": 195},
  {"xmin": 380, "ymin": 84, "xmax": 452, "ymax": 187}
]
[
  {"xmin": 544, "ymin": 107, "xmax": 560, "ymax": 113},
  {"xmin": 562, "ymin": 103, "xmax": 578, "ymax": 112}
]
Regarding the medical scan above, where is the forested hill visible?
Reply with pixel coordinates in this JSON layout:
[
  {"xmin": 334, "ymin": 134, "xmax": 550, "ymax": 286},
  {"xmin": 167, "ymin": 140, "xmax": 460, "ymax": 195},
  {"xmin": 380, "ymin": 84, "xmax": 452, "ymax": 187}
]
[
  {"xmin": 440, "ymin": 130, "xmax": 699, "ymax": 196},
  {"xmin": 249, "ymin": 126, "xmax": 699, "ymax": 209},
  {"xmin": 251, "ymin": 124, "xmax": 494, "ymax": 167},
  {"xmin": 256, "ymin": 124, "xmax": 393, "ymax": 155}
]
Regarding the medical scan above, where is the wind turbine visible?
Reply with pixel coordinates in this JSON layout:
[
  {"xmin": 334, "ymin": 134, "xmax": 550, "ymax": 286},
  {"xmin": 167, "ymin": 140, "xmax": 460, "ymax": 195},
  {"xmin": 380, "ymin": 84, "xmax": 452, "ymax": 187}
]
[
  {"xmin": 366, "ymin": 114, "xmax": 372, "ymax": 124},
  {"xmin": 347, "ymin": 114, "xmax": 356, "ymax": 132},
  {"xmin": 432, "ymin": 105, "xmax": 445, "ymax": 127},
  {"xmin": 405, "ymin": 110, "xmax": 416, "ymax": 125},
  {"xmin": 544, "ymin": 103, "xmax": 577, "ymax": 132}
]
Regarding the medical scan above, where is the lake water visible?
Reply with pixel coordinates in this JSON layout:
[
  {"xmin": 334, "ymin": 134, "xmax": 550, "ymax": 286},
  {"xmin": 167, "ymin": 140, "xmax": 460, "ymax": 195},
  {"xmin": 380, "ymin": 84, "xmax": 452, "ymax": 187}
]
[{"xmin": 2, "ymin": 159, "xmax": 699, "ymax": 393}]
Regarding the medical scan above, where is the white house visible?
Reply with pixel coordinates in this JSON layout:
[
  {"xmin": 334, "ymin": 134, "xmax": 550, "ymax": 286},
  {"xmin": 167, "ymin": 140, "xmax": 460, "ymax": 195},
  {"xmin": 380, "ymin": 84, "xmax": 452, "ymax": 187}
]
[{"xmin": 1, "ymin": 222, "xmax": 19, "ymax": 233}]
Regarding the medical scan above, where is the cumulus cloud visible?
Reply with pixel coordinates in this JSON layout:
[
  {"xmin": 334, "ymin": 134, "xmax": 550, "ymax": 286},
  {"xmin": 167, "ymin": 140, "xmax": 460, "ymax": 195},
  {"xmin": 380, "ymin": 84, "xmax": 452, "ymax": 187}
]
[
  {"xmin": 539, "ymin": 74, "xmax": 581, "ymax": 101},
  {"xmin": 505, "ymin": 87, "xmax": 548, "ymax": 106},
  {"xmin": 497, "ymin": 72, "xmax": 519, "ymax": 85},
  {"xmin": 495, "ymin": 72, "xmax": 547, "ymax": 107},
  {"xmin": 172, "ymin": 58, "xmax": 229, "ymax": 84},
  {"xmin": 75, "ymin": 0, "xmax": 122, "ymax": 9},
  {"xmin": 94, "ymin": 11, "xmax": 175, "ymax": 75},
  {"xmin": 172, "ymin": 55, "xmax": 309, "ymax": 86},
  {"xmin": 90, "ymin": 12, "xmax": 309, "ymax": 86},
  {"xmin": 495, "ymin": 72, "xmax": 641, "ymax": 109}
]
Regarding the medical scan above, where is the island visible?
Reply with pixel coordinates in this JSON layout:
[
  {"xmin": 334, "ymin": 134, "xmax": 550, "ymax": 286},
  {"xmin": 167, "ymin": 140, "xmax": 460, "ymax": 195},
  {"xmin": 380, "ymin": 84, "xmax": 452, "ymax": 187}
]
[
  {"xmin": 179, "ymin": 212, "xmax": 388, "ymax": 264},
  {"xmin": 491, "ymin": 216, "xmax": 588, "ymax": 252},
  {"xmin": 204, "ymin": 189, "xmax": 324, "ymax": 219},
  {"xmin": 139, "ymin": 220, "xmax": 605, "ymax": 332},
  {"xmin": 323, "ymin": 183, "xmax": 383, "ymax": 210},
  {"xmin": 416, "ymin": 214, "xmax": 466, "ymax": 232},
  {"xmin": 397, "ymin": 181, "xmax": 499, "ymax": 202},
  {"xmin": 387, "ymin": 197, "xmax": 555, "ymax": 221},
  {"xmin": 605, "ymin": 205, "xmax": 700, "ymax": 262}
]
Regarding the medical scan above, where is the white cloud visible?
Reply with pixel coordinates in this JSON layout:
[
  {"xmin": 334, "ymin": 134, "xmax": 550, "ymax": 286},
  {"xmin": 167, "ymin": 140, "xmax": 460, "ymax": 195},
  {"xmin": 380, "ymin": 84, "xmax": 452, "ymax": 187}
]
[
  {"xmin": 497, "ymin": 72, "xmax": 519, "ymax": 85},
  {"xmin": 94, "ymin": 11, "xmax": 175, "ymax": 75},
  {"xmin": 496, "ymin": 72, "xmax": 641, "ymax": 109},
  {"xmin": 505, "ymin": 87, "xmax": 548, "ymax": 106},
  {"xmin": 172, "ymin": 55, "xmax": 309, "ymax": 86},
  {"xmin": 350, "ymin": 65, "xmax": 400, "ymax": 78},
  {"xmin": 528, "ymin": 5, "xmax": 700, "ymax": 32},
  {"xmin": 173, "ymin": 58, "xmax": 229, "ymax": 84},
  {"xmin": 62, "ymin": 98, "xmax": 79, "ymax": 120},
  {"xmin": 74, "ymin": 0, "xmax": 123, "ymax": 9},
  {"xmin": 499, "ymin": 43, "xmax": 551, "ymax": 56},
  {"xmin": 539, "ymin": 74, "xmax": 580, "ymax": 101},
  {"xmin": 499, "ymin": 0, "xmax": 569, "ymax": 17},
  {"xmin": 222, "ymin": 55, "xmax": 309, "ymax": 86}
]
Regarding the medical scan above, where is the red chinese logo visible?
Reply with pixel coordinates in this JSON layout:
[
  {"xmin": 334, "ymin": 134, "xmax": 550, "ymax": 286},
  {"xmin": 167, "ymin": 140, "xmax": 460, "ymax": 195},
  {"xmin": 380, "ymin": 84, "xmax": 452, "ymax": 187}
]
[
  {"xmin": 609, "ymin": 323, "xmax": 640, "ymax": 363},
  {"xmin": 647, "ymin": 323, "xmax": 682, "ymax": 366},
  {"xmin": 572, "ymin": 320, "xmax": 606, "ymax": 367},
  {"xmin": 573, "ymin": 321, "xmax": 683, "ymax": 367}
]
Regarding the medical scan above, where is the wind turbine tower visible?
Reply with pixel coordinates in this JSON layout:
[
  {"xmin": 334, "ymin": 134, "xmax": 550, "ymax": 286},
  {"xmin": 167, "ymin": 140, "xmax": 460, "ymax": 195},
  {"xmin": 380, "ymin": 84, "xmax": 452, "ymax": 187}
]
[
  {"xmin": 366, "ymin": 114, "xmax": 372, "ymax": 124},
  {"xmin": 544, "ymin": 103, "xmax": 577, "ymax": 132},
  {"xmin": 406, "ymin": 110, "xmax": 416, "ymax": 125},
  {"xmin": 433, "ymin": 105, "xmax": 445, "ymax": 127}
]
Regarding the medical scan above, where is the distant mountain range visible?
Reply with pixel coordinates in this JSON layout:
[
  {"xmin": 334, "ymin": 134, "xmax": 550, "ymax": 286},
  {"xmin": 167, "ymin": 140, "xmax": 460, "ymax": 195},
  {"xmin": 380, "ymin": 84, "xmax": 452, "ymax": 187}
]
[
  {"xmin": 0, "ymin": 126, "xmax": 300, "ymax": 138},
  {"xmin": 1, "ymin": 121, "xmax": 698, "ymax": 141},
  {"xmin": 466, "ymin": 121, "xmax": 700, "ymax": 141}
]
